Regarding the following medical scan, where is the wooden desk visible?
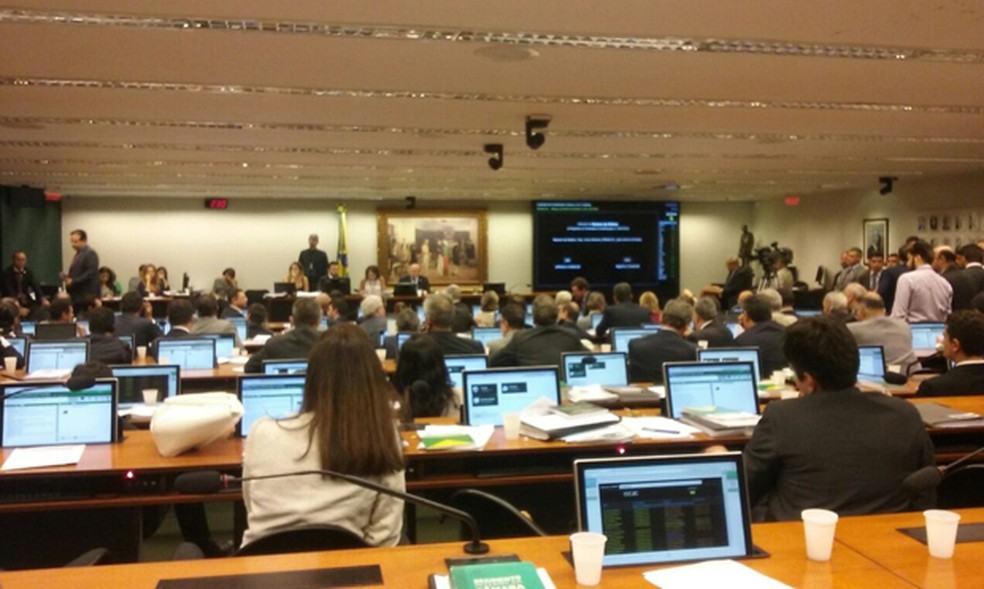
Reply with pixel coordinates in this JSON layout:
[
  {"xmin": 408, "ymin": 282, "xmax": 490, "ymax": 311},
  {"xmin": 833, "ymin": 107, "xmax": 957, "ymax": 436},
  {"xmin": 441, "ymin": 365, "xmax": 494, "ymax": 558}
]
[
  {"xmin": 0, "ymin": 518, "xmax": 915, "ymax": 588},
  {"xmin": 836, "ymin": 507, "xmax": 984, "ymax": 589}
]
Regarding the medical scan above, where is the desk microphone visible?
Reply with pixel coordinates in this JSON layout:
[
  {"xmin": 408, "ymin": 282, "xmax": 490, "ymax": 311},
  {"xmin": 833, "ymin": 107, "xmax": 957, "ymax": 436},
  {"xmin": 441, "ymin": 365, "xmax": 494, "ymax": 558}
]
[
  {"xmin": 174, "ymin": 469, "xmax": 490, "ymax": 555},
  {"xmin": 902, "ymin": 446, "xmax": 984, "ymax": 494}
]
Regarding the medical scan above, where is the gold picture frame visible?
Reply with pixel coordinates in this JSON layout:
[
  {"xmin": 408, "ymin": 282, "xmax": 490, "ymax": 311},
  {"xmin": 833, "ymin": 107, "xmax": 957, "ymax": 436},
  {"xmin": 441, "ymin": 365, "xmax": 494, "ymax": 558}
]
[{"xmin": 377, "ymin": 209, "xmax": 488, "ymax": 286}]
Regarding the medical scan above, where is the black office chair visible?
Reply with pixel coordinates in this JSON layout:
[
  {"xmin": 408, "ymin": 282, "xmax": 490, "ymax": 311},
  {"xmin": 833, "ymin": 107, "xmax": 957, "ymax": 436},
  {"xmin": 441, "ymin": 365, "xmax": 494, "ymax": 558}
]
[
  {"xmin": 936, "ymin": 466, "xmax": 984, "ymax": 509},
  {"xmin": 173, "ymin": 525, "xmax": 369, "ymax": 560},
  {"xmin": 448, "ymin": 489, "xmax": 548, "ymax": 539}
]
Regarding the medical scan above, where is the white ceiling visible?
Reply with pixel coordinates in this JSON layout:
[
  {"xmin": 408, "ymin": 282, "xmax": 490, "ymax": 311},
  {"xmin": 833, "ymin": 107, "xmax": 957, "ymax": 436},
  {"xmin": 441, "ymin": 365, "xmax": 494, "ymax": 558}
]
[{"xmin": 0, "ymin": 0, "xmax": 982, "ymax": 201}]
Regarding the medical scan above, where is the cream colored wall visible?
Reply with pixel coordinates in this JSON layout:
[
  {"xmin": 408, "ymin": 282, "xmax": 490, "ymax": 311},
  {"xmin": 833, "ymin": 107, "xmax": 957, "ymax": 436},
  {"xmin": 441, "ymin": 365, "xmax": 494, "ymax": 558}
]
[{"xmin": 59, "ymin": 198, "xmax": 752, "ymax": 297}]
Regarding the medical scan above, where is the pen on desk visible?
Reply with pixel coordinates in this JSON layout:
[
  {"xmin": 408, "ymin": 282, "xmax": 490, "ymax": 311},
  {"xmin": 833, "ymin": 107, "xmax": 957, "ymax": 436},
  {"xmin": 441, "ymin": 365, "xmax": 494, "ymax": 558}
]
[{"xmin": 642, "ymin": 427, "xmax": 682, "ymax": 435}]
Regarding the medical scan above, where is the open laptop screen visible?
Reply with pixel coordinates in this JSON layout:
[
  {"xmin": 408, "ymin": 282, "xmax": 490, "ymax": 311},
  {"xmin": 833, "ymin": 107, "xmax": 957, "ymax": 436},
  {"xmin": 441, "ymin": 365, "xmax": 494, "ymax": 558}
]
[
  {"xmin": 562, "ymin": 352, "xmax": 629, "ymax": 387},
  {"xmin": 237, "ymin": 374, "xmax": 306, "ymax": 436},
  {"xmin": 110, "ymin": 364, "xmax": 180, "ymax": 408},
  {"xmin": 226, "ymin": 316, "xmax": 248, "ymax": 343},
  {"xmin": 857, "ymin": 345, "xmax": 886, "ymax": 381},
  {"xmin": 262, "ymin": 359, "xmax": 308, "ymax": 375},
  {"xmin": 698, "ymin": 347, "xmax": 761, "ymax": 385},
  {"xmin": 156, "ymin": 338, "xmax": 216, "ymax": 370},
  {"xmin": 462, "ymin": 366, "xmax": 559, "ymax": 426},
  {"xmin": 911, "ymin": 322, "xmax": 944, "ymax": 355},
  {"xmin": 574, "ymin": 453, "xmax": 754, "ymax": 567},
  {"xmin": 470, "ymin": 327, "xmax": 501, "ymax": 348},
  {"xmin": 6, "ymin": 336, "xmax": 26, "ymax": 357},
  {"xmin": 26, "ymin": 340, "xmax": 89, "ymax": 374},
  {"xmin": 663, "ymin": 361, "xmax": 759, "ymax": 420},
  {"xmin": 445, "ymin": 354, "xmax": 488, "ymax": 391},
  {"xmin": 1, "ymin": 379, "xmax": 118, "ymax": 447},
  {"xmin": 611, "ymin": 328, "xmax": 653, "ymax": 353},
  {"xmin": 202, "ymin": 333, "xmax": 236, "ymax": 359}
]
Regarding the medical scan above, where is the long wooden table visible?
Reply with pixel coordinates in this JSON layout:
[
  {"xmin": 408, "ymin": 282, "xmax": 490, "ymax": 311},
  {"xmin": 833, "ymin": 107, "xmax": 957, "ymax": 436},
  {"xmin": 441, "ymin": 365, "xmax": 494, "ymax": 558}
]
[{"xmin": 4, "ymin": 509, "xmax": 964, "ymax": 589}]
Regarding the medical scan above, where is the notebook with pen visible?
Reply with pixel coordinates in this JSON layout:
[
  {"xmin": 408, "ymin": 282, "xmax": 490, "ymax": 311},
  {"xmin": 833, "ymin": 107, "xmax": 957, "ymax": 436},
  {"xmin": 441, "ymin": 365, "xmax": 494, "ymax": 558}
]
[{"xmin": 574, "ymin": 452, "xmax": 760, "ymax": 567}]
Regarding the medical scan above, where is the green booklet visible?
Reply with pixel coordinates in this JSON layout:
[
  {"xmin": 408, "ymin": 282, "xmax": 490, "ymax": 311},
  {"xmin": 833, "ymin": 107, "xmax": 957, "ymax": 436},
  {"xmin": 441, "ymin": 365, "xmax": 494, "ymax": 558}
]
[{"xmin": 449, "ymin": 561, "xmax": 545, "ymax": 589}]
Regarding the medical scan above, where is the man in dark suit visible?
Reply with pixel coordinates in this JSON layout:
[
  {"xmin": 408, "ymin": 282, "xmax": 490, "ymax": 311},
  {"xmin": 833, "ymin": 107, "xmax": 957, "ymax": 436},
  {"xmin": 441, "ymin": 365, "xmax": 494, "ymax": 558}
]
[
  {"xmin": 917, "ymin": 310, "xmax": 984, "ymax": 396},
  {"xmin": 152, "ymin": 299, "xmax": 196, "ymax": 360},
  {"xmin": 719, "ymin": 257, "xmax": 754, "ymax": 310},
  {"xmin": 115, "ymin": 291, "xmax": 163, "ymax": 349},
  {"xmin": 244, "ymin": 298, "xmax": 322, "ymax": 373},
  {"xmin": 628, "ymin": 299, "xmax": 699, "ymax": 383},
  {"xmin": 934, "ymin": 247, "xmax": 977, "ymax": 311},
  {"xmin": 570, "ymin": 276, "xmax": 590, "ymax": 317},
  {"xmin": 596, "ymin": 282, "xmax": 652, "ymax": 340},
  {"xmin": 491, "ymin": 295, "xmax": 587, "ymax": 367},
  {"xmin": 956, "ymin": 244, "xmax": 984, "ymax": 298},
  {"xmin": 220, "ymin": 289, "xmax": 248, "ymax": 319},
  {"xmin": 422, "ymin": 293, "xmax": 484, "ymax": 356},
  {"xmin": 63, "ymin": 229, "xmax": 100, "ymax": 308},
  {"xmin": 398, "ymin": 262, "xmax": 430, "ymax": 294},
  {"xmin": 299, "ymin": 233, "xmax": 329, "ymax": 291},
  {"xmin": 688, "ymin": 297, "xmax": 735, "ymax": 349},
  {"xmin": 86, "ymin": 307, "xmax": 132, "ymax": 364},
  {"xmin": 734, "ymin": 294, "xmax": 786, "ymax": 378},
  {"xmin": 743, "ymin": 317, "xmax": 935, "ymax": 521},
  {"xmin": 1, "ymin": 251, "xmax": 47, "ymax": 318}
]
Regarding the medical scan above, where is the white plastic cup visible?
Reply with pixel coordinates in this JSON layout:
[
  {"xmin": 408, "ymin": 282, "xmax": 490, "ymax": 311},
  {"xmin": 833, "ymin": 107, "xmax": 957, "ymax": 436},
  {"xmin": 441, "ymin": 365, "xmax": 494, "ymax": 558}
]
[
  {"xmin": 4, "ymin": 356, "xmax": 17, "ymax": 373},
  {"xmin": 375, "ymin": 349, "xmax": 387, "ymax": 364},
  {"xmin": 801, "ymin": 508, "xmax": 838, "ymax": 561},
  {"xmin": 570, "ymin": 531, "xmax": 607, "ymax": 586},
  {"xmin": 502, "ymin": 412, "xmax": 521, "ymax": 440},
  {"xmin": 142, "ymin": 388, "xmax": 159, "ymax": 406},
  {"xmin": 924, "ymin": 509, "xmax": 961, "ymax": 558},
  {"xmin": 599, "ymin": 343, "xmax": 612, "ymax": 353},
  {"xmin": 771, "ymin": 370, "xmax": 786, "ymax": 387},
  {"xmin": 136, "ymin": 346, "xmax": 147, "ymax": 360}
]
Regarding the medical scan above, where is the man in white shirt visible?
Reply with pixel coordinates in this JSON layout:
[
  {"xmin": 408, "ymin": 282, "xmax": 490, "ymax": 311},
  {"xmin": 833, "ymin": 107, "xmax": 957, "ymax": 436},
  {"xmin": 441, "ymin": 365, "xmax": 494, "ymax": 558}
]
[{"xmin": 891, "ymin": 240, "xmax": 952, "ymax": 323}]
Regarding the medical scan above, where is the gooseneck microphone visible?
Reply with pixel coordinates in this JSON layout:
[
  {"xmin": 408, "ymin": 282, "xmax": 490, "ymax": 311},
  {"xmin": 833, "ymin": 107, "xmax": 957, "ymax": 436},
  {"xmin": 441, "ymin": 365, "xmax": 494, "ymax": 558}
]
[
  {"xmin": 174, "ymin": 469, "xmax": 490, "ymax": 555},
  {"xmin": 902, "ymin": 446, "xmax": 984, "ymax": 494}
]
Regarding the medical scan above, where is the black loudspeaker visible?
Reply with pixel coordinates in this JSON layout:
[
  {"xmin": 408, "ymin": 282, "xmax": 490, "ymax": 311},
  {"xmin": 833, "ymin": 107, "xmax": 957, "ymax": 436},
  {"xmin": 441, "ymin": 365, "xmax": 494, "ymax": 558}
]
[{"xmin": 8, "ymin": 185, "xmax": 46, "ymax": 208}]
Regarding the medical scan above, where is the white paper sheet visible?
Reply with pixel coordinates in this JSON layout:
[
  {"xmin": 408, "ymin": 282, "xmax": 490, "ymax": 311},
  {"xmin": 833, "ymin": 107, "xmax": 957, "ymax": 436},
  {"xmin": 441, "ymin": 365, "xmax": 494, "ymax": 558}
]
[
  {"xmin": 644, "ymin": 559, "xmax": 792, "ymax": 589},
  {"xmin": 621, "ymin": 416, "xmax": 701, "ymax": 438},
  {"xmin": 1, "ymin": 445, "xmax": 85, "ymax": 471}
]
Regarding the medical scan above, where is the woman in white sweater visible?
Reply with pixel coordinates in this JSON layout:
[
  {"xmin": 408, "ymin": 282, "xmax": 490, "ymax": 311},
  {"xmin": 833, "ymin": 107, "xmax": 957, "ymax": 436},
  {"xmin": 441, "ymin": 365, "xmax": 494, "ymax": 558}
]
[{"xmin": 242, "ymin": 324, "xmax": 405, "ymax": 547}]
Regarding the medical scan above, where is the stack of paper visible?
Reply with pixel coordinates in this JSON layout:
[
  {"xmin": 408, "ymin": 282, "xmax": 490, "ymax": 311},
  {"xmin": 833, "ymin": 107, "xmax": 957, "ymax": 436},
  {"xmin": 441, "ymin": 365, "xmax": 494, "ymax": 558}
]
[
  {"xmin": 417, "ymin": 425, "xmax": 495, "ymax": 451},
  {"xmin": 643, "ymin": 559, "xmax": 791, "ymax": 588}
]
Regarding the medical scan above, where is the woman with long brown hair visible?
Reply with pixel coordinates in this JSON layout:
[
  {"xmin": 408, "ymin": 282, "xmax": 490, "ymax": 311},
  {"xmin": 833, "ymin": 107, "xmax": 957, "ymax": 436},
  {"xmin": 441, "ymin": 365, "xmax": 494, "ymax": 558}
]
[{"xmin": 242, "ymin": 323, "xmax": 405, "ymax": 547}]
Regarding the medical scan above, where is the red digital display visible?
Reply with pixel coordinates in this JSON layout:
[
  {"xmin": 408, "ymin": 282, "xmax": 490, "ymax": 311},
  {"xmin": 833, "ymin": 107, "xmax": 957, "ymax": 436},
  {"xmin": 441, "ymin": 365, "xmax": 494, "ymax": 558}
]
[{"xmin": 204, "ymin": 198, "xmax": 229, "ymax": 210}]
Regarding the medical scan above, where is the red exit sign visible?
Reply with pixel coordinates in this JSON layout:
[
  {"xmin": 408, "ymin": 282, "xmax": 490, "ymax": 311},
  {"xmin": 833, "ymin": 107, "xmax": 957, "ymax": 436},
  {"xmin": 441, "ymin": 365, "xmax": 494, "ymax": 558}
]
[{"xmin": 204, "ymin": 198, "xmax": 230, "ymax": 210}]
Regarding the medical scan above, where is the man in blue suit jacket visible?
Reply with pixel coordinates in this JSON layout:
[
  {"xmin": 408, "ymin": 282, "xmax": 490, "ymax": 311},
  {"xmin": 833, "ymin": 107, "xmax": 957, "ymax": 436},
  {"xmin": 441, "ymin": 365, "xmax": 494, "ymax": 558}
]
[
  {"xmin": 63, "ymin": 229, "xmax": 100, "ymax": 307},
  {"xmin": 628, "ymin": 299, "xmax": 698, "ymax": 383},
  {"xmin": 596, "ymin": 282, "xmax": 652, "ymax": 340}
]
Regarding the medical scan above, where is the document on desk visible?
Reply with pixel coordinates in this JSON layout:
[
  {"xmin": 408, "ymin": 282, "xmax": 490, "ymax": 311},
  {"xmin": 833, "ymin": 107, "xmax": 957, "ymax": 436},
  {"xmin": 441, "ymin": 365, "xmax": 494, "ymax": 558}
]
[
  {"xmin": 417, "ymin": 425, "xmax": 495, "ymax": 451},
  {"xmin": 643, "ymin": 559, "xmax": 791, "ymax": 588},
  {"xmin": 1, "ymin": 444, "xmax": 85, "ymax": 471}
]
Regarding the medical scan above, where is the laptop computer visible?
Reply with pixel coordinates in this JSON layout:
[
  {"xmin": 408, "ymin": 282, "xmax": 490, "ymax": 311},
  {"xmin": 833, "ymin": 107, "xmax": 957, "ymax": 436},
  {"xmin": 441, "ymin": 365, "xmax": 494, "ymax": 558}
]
[
  {"xmin": 857, "ymin": 345, "xmax": 909, "ymax": 391},
  {"xmin": 202, "ymin": 333, "xmax": 237, "ymax": 363},
  {"xmin": 25, "ymin": 339, "xmax": 90, "ymax": 378},
  {"xmin": 393, "ymin": 282, "xmax": 418, "ymax": 297},
  {"xmin": 110, "ymin": 364, "xmax": 181, "ymax": 408},
  {"xmin": 663, "ymin": 361, "xmax": 760, "ymax": 420},
  {"xmin": 156, "ymin": 338, "xmax": 217, "ymax": 371},
  {"xmin": 226, "ymin": 315, "xmax": 248, "ymax": 343},
  {"xmin": 462, "ymin": 366, "xmax": 560, "ymax": 427},
  {"xmin": 117, "ymin": 334, "xmax": 134, "ymax": 353},
  {"xmin": 262, "ymin": 359, "xmax": 308, "ymax": 375},
  {"xmin": 470, "ymin": 327, "xmax": 501, "ymax": 349},
  {"xmin": 574, "ymin": 452, "xmax": 759, "ymax": 567},
  {"xmin": 33, "ymin": 322, "xmax": 78, "ymax": 341},
  {"xmin": 6, "ymin": 336, "xmax": 26, "ymax": 357},
  {"xmin": 561, "ymin": 352, "xmax": 629, "ymax": 387},
  {"xmin": 1, "ymin": 379, "xmax": 119, "ymax": 447},
  {"xmin": 444, "ymin": 354, "xmax": 488, "ymax": 390},
  {"xmin": 237, "ymin": 374, "xmax": 306, "ymax": 436},
  {"xmin": 611, "ymin": 328, "xmax": 653, "ymax": 353},
  {"xmin": 698, "ymin": 347, "xmax": 762, "ymax": 386},
  {"xmin": 19, "ymin": 320, "xmax": 36, "ymax": 336},
  {"xmin": 273, "ymin": 282, "xmax": 297, "ymax": 295},
  {"xmin": 911, "ymin": 322, "xmax": 945, "ymax": 356}
]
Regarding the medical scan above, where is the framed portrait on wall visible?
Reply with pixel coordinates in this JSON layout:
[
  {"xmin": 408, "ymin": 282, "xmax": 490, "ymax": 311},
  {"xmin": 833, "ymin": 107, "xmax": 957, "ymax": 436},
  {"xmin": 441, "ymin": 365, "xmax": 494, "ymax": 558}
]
[
  {"xmin": 863, "ymin": 218, "xmax": 889, "ymax": 259},
  {"xmin": 377, "ymin": 209, "xmax": 488, "ymax": 286}
]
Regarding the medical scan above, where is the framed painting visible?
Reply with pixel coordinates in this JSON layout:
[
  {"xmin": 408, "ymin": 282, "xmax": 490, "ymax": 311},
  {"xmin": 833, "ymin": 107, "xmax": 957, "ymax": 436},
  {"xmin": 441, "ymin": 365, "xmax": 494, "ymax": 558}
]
[
  {"xmin": 377, "ymin": 209, "xmax": 488, "ymax": 286},
  {"xmin": 863, "ymin": 218, "xmax": 889, "ymax": 259}
]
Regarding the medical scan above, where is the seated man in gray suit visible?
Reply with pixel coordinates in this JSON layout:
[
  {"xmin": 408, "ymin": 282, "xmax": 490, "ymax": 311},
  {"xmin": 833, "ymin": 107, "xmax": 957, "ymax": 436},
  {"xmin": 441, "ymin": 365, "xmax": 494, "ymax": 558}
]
[
  {"xmin": 847, "ymin": 293, "xmax": 918, "ymax": 371},
  {"xmin": 744, "ymin": 317, "xmax": 935, "ymax": 521},
  {"xmin": 628, "ymin": 299, "xmax": 699, "ymax": 383},
  {"xmin": 490, "ymin": 295, "xmax": 587, "ymax": 367},
  {"xmin": 190, "ymin": 294, "xmax": 241, "ymax": 347},
  {"xmin": 244, "ymin": 297, "xmax": 322, "ymax": 373}
]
